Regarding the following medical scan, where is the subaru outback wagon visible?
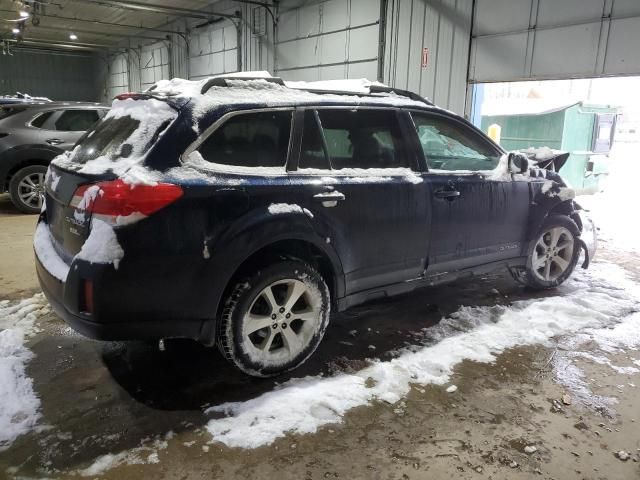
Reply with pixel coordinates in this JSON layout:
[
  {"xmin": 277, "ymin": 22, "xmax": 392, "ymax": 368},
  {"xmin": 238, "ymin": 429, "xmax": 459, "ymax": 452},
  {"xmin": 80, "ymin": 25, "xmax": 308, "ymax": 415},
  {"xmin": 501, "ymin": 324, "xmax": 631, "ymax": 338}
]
[{"xmin": 35, "ymin": 75, "xmax": 595, "ymax": 376}]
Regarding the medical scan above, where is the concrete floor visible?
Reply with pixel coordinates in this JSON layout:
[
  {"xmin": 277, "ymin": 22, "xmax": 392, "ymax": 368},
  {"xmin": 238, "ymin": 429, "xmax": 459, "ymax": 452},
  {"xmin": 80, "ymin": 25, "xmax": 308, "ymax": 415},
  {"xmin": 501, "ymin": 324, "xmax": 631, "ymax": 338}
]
[{"xmin": 0, "ymin": 188, "xmax": 639, "ymax": 479}]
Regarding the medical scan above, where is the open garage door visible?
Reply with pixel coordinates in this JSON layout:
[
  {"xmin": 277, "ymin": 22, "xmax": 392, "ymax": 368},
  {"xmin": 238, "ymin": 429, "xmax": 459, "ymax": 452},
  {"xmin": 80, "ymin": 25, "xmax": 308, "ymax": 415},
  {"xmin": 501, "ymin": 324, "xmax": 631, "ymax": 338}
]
[{"xmin": 470, "ymin": 0, "xmax": 640, "ymax": 83}]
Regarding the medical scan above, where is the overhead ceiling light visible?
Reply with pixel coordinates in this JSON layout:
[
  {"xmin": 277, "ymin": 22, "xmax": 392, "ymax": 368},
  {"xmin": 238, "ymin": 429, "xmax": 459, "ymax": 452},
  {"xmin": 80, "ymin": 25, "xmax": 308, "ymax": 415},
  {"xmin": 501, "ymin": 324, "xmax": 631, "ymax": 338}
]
[
  {"xmin": 69, "ymin": 33, "xmax": 78, "ymax": 40},
  {"xmin": 19, "ymin": 10, "xmax": 29, "ymax": 18},
  {"xmin": 12, "ymin": 27, "xmax": 20, "ymax": 34}
]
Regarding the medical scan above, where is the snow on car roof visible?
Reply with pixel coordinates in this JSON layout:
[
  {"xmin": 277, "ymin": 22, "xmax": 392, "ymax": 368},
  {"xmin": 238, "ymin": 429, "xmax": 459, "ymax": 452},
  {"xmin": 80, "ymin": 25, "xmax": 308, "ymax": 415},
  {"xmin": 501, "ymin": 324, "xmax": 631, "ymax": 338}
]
[{"xmin": 149, "ymin": 71, "xmax": 434, "ymax": 114}]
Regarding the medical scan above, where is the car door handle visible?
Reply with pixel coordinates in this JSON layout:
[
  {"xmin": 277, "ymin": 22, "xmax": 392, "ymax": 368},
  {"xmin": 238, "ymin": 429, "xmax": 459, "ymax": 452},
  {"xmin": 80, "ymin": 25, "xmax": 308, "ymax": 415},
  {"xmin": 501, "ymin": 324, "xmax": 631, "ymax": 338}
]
[
  {"xmin": 46, "ymin": 138, "xmax": 64, "ymax": 145},
  {"xmin": 313, "ymin": 191, "xmax": 345, "ymax": 207},
  {"xmin": 434, "ymin": 189, "xmax": 461, "ymax": 200}
]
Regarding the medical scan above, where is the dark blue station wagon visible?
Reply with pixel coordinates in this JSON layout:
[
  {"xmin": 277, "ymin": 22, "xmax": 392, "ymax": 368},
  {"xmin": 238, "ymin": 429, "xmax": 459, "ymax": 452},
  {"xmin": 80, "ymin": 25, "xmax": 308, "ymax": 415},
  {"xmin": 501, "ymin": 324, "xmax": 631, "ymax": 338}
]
[{"xmin": 34, "ymin": 75, "xmax": 595, "ymax": 376}]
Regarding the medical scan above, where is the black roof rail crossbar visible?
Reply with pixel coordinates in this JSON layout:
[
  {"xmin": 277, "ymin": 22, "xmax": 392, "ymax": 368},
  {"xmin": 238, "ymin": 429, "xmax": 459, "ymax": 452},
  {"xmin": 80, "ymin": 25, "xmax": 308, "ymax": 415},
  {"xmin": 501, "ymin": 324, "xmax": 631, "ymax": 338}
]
[
  {"xmin": 201, "ymin": 76, "xmax": 285, "ymax": 94},
  {"xmin": 368, "ymin": 85, "xmax": 434, "ymax": 105}
]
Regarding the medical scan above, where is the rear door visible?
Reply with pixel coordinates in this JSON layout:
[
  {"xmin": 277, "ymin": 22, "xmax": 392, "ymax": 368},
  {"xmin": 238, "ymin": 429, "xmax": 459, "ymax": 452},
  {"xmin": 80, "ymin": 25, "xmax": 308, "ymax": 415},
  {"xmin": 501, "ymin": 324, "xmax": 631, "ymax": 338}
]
[
  {"xmin": 47, "ymin": 109, "xmax": 102, "ymax": 149},
  {"xmin": 409, "ymin": 110, "xmax": 532, "ymax": 273},
  {"xmin": 290, "ymin": 107, "xmax": 428, "ymax": 294}
]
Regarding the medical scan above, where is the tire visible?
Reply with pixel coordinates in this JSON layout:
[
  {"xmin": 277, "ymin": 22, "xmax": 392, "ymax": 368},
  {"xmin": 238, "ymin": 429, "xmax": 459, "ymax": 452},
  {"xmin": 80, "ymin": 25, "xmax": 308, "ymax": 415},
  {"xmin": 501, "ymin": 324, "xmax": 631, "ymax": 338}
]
[
  {"xmin": 218, "ymin": 259, "xmax": 331, "ymax": 377},
  {"xmin": 9, "ymin": 165, "xmax": 47, "ymax": 214},
  {"xmin": 522, "ymin": 215, "xmax": 581, "ymax": 290}
]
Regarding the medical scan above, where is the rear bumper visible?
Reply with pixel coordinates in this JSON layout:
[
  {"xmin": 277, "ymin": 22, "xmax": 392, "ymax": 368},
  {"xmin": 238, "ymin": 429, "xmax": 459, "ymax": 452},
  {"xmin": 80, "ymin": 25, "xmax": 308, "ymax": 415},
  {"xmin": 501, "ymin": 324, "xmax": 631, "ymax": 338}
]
[{"xmin": 34, "ymin": 222, "xmax": 209, "ymax": 342}]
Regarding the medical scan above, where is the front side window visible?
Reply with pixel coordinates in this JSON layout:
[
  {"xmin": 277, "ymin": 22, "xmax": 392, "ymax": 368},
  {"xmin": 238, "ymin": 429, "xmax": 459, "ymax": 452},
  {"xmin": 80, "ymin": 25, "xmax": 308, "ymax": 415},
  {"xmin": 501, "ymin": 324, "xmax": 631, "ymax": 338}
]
[
  {"xmin": 314, "ymin": 109, "xmax": 408, "ymax": 170},
  {"xmin": 55, "ymin": 109, "xmax": 100, "ymax": 132},
  {"xmin": 196, "ymin": 110, "xmax": 292, "ymax": 168},
  {"xmin": 411, "ymin": 112, "xmax": 501, "ymax": 171}
]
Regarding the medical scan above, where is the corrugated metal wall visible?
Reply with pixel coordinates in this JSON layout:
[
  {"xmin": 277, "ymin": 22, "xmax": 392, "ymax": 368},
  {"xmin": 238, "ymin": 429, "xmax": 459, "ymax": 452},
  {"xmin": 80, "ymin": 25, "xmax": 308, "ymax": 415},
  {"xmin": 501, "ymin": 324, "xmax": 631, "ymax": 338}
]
[
  {"xmin": 470, "ymin": 0, "xmax": 640, "ymax": 83},
  {"xmin": 140, "ymin": 43, "xmax": 170, "ymax": 90},
  {"xmin": 0, "ymin": 50, "xmax": 101, "ymax": 101},
  {"xmin": 106, "ymin": 53, "xmax": 129, "ymax": 99},
  {"xmin": 274, "ymin": 0, "xmax": 380, "ymax": 82},
  {"xmin": 383, "ymin": 0, "xmax": 473, "ymax": 114},
  {"xmin": 188, "ymin": 19, "xmax": 239, "ymax": 79}
]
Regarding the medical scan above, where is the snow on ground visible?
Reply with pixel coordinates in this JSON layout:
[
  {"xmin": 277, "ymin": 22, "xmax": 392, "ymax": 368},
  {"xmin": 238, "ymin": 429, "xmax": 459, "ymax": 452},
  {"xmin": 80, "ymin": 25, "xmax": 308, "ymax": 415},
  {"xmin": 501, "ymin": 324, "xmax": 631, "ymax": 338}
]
[
  {"xmin": 0, "ymin": 294, "xmax": 49, "ymax": 451},
  {"xmin": 78, "ymin": 432, "xmax": 173, "ymax": 477},
  {"xmin": 205, "ymin": 261, "xmax": 640, "ymax": 449},
  {"xmin": 577, "ymin": 142, "xmax": 640, "ymax": 253}
]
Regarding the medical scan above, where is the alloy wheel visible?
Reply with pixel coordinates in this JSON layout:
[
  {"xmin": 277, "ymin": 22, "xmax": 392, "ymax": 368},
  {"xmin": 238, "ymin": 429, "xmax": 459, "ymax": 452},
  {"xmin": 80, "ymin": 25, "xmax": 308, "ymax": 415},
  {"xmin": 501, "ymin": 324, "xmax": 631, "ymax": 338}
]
[
  {"xmin": 531, "ymin": 226, "xmax": 574, "ymax": 282},
  {"xmin": 241, "ymin": 279, "xmax": 322, "ymax": 364},
  {"xmin": 17, "ymin": 172, "xmax": 45, "ymax": 210}
]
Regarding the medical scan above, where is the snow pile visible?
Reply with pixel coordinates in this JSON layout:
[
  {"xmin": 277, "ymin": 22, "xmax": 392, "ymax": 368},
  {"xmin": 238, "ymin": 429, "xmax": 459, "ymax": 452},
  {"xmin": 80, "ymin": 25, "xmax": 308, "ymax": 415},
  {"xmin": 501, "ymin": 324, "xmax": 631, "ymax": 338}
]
[
  {"xmin": 76, "ymin": 219, "xmax": 125, "ymax": 269},
  {"xmin": 0, "ymin": 294, "xmax": 49, "ymax": 451},
  {"xmin": 268, "ymin": 203, "xmax": 314, "ymax": 218},
  {"xmin": 577, "ymin": 143, "xmax": 639, "ymax": 252},
  {"xmin": 285, "ymin": 78, "xmax": 387, "ymax": 94},
  {"xmin": 33, "ymin": 222, "xmax": 70, "ymax": 282},
  {"xmin": 205, "ymin": 262, "xmax": 639, "ymax": 449}
]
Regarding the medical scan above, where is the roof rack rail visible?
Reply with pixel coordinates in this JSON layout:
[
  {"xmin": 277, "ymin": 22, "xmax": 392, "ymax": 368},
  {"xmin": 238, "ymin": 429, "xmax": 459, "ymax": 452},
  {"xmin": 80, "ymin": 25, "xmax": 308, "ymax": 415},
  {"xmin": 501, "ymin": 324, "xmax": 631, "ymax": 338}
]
[
  {"xmin": 201, "ymin": 76, "xmax": 285, "ymax": 94},
  {"xmin": 292, "ymin": 85, "xmax": 433, "ymax": 106},
  {"xmin": 368, "ymin": 85, "xmax": 434, "ymax": 105}
]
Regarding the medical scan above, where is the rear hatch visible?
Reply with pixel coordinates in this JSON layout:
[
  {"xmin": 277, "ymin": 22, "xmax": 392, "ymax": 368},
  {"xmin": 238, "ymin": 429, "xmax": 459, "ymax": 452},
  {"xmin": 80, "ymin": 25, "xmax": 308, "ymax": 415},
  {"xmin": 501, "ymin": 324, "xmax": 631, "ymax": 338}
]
[{"xmin": 44, "ymin": 96, "xmax": 182, "ymax": 263}]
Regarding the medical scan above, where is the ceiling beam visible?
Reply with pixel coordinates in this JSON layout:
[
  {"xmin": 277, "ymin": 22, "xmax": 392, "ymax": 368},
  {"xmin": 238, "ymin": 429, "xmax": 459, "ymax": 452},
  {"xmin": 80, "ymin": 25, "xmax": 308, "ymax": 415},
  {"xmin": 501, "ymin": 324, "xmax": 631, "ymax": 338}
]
[
  {"xmin": 70, "ymin": 0, "xmax": 240, "ymax": 21},
  {"xmin": 31, "ymin": 23, "xmax": 168, "ymax": 42},
  {"xmin": 0, "ymin": 8, "xmax": 184, "ymax": 35},
  {"xmin": 4, "ymin": 37, "xmax": 111, "ymax": 50}
]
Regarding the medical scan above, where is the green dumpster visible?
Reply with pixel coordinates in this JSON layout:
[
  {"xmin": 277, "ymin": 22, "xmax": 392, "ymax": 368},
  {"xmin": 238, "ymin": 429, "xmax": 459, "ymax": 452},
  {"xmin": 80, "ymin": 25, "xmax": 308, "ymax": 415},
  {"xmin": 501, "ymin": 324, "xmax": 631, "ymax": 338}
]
[{"xmin": 481, "ymin": 101, "xmax": 617, "ymax": 194}]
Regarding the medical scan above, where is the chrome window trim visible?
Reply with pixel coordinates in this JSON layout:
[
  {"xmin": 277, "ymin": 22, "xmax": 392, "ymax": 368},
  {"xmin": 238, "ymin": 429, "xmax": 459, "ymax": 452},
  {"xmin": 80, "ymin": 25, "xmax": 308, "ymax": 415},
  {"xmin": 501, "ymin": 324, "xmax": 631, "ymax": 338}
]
[{"xmin": 181, "ymin": 107, "xmax": 295, "ymax": 176}]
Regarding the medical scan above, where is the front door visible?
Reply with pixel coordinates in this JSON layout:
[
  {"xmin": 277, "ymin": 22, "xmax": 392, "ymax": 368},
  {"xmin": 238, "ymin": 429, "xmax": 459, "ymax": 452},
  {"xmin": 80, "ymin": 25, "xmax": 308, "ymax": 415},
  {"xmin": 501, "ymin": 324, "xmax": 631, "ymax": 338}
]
[
  {"xmin": 290, "ymin": 107, "xmax": 428, "ymax": 294},
  {"xmin": 409, "ymin": 111, "xmax": 531, "ymax": 273}
]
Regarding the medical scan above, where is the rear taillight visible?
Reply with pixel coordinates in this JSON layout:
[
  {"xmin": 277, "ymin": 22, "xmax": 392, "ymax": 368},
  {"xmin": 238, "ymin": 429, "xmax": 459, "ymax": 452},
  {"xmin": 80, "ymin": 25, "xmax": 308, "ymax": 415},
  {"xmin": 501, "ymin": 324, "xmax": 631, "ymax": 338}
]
[{"xmin": 71, "ymin": 179, "xmax": 183, "ymax": 225}]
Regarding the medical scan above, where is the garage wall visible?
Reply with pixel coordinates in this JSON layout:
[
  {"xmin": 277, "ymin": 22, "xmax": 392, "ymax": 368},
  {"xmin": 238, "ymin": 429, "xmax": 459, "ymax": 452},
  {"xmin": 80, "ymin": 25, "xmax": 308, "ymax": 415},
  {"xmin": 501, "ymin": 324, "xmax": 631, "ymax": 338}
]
[
  {"xmin": 383, "ymin": 0, "xmax": 473, "ymax": 114},
  {"xmin": 105, "ymin": 53, "xmax": 130, "ymax": 99},
  {"xmin": 140, "ymin": 43, "xmax": 171, "ymax": 90},
  {"xmin": 188, "ymin": 19, "xmax": 239, "ymax": 79},
  {"xmin": 274, "ymin": 0, "xmax": 380, "ymax": 82},
  {"xmin": 470, "ymin": 0, "xmax": 640, "ymax": 83},
  {"xmin": 0, "ymin": 50, "xmax": 101, "ymax": 102}
]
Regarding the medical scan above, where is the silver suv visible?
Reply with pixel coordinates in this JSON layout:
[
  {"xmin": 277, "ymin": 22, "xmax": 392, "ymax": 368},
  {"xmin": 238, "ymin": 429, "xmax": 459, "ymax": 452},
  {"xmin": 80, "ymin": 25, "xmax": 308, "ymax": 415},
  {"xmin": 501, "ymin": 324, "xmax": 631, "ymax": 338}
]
[{"xmin": 0, "ymin": 102, "xmax": 109, "ymax": 213}]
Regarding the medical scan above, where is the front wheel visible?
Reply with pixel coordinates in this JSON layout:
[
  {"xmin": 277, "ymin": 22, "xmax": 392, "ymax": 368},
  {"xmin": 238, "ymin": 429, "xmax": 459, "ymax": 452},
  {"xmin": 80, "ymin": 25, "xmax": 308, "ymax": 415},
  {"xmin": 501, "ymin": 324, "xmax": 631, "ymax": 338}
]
[
  {"xmin": 9, "ymin": 165, "xmax": 47, "ymax": 214},
  {"xmin": 218, "ymin": 259, "xmax": 330, "ymax": 377},
  {"xmin": 522, "ymin": 215, "xmax": 581, "ymax": 289}
]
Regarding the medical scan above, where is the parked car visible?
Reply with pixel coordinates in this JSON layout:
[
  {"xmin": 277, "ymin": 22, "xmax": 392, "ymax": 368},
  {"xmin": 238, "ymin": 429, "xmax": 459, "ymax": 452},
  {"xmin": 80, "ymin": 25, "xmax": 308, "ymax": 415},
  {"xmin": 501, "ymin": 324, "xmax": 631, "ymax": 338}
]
[
  {"xmin": 0, "ymin": 92, "xmax": 52, "ymax": 105},
  {"xmin": 34, "ymin": 75, "xmax": 596, "ymax": 377},
  {"xmin": 0, "ymin": 102, "xmax": 109, "ymax": 213}
]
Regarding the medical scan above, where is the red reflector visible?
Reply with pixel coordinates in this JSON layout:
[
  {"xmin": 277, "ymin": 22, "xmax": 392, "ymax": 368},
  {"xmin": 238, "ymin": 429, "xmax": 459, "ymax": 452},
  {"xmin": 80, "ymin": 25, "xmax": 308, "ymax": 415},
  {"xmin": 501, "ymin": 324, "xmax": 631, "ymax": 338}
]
[
  {"xmin": 82, "ymin": 279, "xmax": 94, "ymax": 314},
  {"xmin": 71, "ymin": 179, "xmax": 183, "ymax": 222}
]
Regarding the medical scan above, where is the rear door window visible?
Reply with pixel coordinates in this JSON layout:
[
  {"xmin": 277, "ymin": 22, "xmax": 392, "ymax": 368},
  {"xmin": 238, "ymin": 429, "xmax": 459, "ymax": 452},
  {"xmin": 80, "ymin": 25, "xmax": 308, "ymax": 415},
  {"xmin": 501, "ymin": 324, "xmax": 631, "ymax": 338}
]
[
  {"xmin": 55, "ymin": 109, "xmax": 100, "ymax": 132},
  {"xmin": 196, "ymin": 110, "xmax": 292, "ymax": 168},
  {"xmin": 315, "ymin": 109, "xmax": 408, "ymax": 169}
]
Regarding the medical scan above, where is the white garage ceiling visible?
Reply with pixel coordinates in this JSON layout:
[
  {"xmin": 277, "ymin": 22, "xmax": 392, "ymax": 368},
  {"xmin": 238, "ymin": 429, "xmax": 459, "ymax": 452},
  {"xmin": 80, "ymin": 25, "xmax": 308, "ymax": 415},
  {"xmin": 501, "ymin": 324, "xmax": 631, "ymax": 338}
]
[{"xmin": 0, "ymin": 0, "xmax": 232, "ymax": 50}]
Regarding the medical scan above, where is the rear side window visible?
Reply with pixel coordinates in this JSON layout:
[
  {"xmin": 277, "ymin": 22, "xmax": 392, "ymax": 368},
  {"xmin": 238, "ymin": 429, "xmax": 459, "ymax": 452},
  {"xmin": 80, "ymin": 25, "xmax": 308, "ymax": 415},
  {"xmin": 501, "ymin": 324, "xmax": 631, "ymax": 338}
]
[
  {"xmin": 315, "ymin": 109, "xmax": 408, "ymax": 169},
  {"xmin": 30, "ymin": 111, "xmax": 54, "ymax": 128},
  {"xmin": 197, "ymin": 110, "xmax": 292, "ymax": 168},
  {"xmin": 55, "ymin": 109, "xmax": 100, "ymax": 132}
]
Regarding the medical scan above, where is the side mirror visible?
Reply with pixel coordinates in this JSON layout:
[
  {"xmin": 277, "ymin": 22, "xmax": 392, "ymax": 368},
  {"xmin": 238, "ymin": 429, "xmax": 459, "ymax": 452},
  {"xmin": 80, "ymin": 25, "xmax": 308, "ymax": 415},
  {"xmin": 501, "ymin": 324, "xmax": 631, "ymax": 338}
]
[{"xmin": 508, "ymin": 152, "xmax": 529, "ymax": 174}]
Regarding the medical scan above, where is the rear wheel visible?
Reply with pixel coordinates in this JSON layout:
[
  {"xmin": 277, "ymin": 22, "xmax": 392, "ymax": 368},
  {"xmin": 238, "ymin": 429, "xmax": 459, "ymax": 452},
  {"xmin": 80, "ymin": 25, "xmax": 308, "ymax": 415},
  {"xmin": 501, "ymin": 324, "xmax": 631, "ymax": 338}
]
[
  {"xmin": 218, "ymin": 260, "xmax": 330, "ymax": 377},
  {"xmin": 522, "ymin": 215, "xmax": 580, "ymax": 289},
  {"xmin": 9, "ymin": 165, "xmax": 47, "ymax": 214}
]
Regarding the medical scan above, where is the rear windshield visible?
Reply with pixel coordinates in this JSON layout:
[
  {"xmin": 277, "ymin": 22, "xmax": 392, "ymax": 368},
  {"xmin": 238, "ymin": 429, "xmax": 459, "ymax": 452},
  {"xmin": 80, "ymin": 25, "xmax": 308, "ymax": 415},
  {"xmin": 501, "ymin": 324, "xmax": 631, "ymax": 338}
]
[
  {"xmin": 66, "ymin": 98, "xmax": 176, "ymax": 168},
  {"xmin": 71, "ymin": 116, "xmax": 142, "ymax": 164},
  {"xmin": 0, "ymin": 106, "xmax": 26, "ymax": 120}
]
